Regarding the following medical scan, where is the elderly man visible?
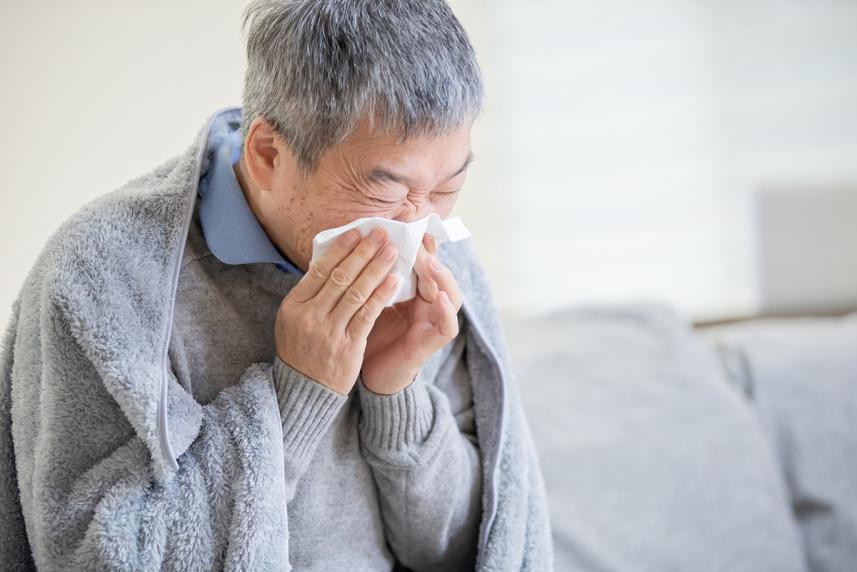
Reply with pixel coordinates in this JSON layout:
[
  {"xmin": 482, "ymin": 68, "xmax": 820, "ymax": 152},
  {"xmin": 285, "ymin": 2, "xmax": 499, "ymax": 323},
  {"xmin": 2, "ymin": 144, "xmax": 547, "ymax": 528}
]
[{"xmin": 0, "ymin": 1, "xmax": 552, "ymax": 570}]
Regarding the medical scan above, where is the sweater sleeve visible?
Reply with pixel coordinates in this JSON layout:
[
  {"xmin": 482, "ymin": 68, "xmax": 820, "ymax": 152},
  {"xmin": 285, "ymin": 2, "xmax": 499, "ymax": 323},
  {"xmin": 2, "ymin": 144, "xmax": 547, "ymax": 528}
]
[
  {"xmin": 1, "ymin": 297, "xmax": 346, "ymax": 571},
  {"xmin": 356, "ymin": 327, "xmax": 481, "ymax": 571},
  {"xmin": 271, "ymin": 355, "xmax": 348, "ymax": 498}
]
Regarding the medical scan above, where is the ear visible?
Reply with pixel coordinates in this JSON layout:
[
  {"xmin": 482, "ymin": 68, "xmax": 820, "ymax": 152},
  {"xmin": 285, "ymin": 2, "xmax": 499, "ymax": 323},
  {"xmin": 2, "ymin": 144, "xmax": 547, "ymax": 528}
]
[{"xmin": 243, "ymin": 117, "xmax": 286, "ymax": 192}]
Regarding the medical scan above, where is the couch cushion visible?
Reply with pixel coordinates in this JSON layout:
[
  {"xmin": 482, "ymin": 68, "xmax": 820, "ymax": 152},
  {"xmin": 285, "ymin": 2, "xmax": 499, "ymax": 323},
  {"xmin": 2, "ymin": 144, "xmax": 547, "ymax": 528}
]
[
  {"xmin": 703, "ymin": 312, "xmax": 857, "ymax": 572},
  {"xmin": 505, "ymin": 303, "xmax": 806, "ymax": 572}
]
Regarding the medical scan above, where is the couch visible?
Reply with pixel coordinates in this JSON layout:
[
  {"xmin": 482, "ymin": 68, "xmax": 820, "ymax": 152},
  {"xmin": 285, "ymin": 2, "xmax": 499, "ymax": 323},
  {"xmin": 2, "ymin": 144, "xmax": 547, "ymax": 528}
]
[{"xmin": 505, "ymin": 304, "xmax": 857, "ymax": 572}]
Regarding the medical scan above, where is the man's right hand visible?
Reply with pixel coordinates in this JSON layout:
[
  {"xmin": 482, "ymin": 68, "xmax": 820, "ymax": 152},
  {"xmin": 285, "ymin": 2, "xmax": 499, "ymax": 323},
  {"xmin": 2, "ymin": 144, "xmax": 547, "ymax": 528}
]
[{"xmin": 274, "ymin": 227, "xmax": 399, "ymax": 395}]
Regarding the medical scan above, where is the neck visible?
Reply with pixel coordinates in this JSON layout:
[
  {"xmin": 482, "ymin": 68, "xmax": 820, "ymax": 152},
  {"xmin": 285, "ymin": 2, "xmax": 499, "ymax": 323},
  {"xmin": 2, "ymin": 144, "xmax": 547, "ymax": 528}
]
[
  {"xmin": 232, "ymin": 154, "xmax": 266, "ymax": 229},
  {"xmin": 232, "ymin": 153, "xmax": 308, "ymax": 272}
]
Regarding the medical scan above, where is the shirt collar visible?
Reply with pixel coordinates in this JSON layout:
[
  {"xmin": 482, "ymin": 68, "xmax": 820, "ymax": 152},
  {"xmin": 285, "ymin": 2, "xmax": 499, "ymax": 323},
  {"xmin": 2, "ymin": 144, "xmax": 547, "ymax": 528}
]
[{"xmin": 196, "ymin": 109, "xmax": 304, "ymax": 276}]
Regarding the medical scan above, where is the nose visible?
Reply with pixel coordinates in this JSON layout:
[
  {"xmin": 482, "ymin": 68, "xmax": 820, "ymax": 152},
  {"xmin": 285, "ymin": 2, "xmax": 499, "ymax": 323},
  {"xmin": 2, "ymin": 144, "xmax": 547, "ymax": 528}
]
[{"xmin": 394, "ymin": 197, "xmax": 432, "ymax": 223}]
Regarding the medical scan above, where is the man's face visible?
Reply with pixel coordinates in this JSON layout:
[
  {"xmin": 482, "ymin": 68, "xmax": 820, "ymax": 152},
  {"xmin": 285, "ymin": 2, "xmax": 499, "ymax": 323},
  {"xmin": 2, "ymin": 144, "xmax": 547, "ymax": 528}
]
[{"xmin": 241, "ymin": 116, "xmax": 473, "ymax": 273}]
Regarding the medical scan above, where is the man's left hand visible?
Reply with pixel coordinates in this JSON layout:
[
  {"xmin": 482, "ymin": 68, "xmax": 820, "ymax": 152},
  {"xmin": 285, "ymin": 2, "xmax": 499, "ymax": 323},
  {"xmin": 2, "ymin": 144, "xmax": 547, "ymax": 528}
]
[{"xmin": 360, "ymin": 233, "xmax": 463, "ymax": 395}]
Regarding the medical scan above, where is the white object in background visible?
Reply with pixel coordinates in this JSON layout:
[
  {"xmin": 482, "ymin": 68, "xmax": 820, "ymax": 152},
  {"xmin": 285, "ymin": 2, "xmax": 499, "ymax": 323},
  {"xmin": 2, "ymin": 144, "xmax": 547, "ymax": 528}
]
[
  {"xmin": 755, "ymin": 185, "xmax": 857, "ymax": 315},
  {"xmin": 310, "ymin": 213, "xmax": 471, "ymax": 306}
]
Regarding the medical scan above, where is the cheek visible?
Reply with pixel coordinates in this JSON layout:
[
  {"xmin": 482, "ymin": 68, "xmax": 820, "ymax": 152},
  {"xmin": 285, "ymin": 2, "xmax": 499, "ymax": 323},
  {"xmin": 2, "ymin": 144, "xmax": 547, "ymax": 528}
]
[
  {"xmin": 333, "ymin": 191, "xmax": 401, "ymax": 219},
  {"xmin": 343, "ymin": 200, "xmax": 394, "ymax": 220},
  {"xmin": 429, "ymin": 194, "xmax": 458, "ymax": 218},
  {"xmin": 311, "ymin": 197, "xmax": 393, "ymax": 235}
]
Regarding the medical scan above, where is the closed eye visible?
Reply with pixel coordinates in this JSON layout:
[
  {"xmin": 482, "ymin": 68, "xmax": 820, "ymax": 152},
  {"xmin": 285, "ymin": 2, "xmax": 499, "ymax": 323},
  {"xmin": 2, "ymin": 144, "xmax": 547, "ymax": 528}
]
[
  {"xmin": 368, "ymin": 189, "xmax": 460, "ymax": 205},
  {"xmin": 369, "ymin": 195, "xmax": 400, "ymax": 204}
]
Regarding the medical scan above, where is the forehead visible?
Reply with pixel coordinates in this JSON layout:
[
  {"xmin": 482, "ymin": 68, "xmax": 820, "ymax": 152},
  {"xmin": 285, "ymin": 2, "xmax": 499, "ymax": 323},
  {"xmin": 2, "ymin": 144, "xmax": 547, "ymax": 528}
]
[{"xmin": 337, "ymin": 116, "xmax": 473, "ymax": 171}]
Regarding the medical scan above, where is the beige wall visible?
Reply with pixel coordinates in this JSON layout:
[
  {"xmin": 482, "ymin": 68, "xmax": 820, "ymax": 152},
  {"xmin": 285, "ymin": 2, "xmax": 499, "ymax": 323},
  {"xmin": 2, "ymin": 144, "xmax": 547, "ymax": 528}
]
[{"xmin": 1, "ymin": 1, "xmax": 247, "ymax": 329}]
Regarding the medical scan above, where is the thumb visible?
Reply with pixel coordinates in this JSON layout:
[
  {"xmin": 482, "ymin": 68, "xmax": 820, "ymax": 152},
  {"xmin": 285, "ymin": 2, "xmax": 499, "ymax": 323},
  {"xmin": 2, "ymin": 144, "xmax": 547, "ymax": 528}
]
[
  {"xmin": 426, "ymin": 290, "xmax": 458, "ymax": 342},
  {"xmin": 414, "ymin": 242, "xmax": 439, "ymax": 303}
]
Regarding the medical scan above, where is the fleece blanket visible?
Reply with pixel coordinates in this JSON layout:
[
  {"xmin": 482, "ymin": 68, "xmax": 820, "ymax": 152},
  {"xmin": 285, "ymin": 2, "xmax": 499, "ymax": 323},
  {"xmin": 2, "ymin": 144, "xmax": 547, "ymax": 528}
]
[{"xmin": 0, "ymin": 107, "xmax": 553, "ymax": 570}]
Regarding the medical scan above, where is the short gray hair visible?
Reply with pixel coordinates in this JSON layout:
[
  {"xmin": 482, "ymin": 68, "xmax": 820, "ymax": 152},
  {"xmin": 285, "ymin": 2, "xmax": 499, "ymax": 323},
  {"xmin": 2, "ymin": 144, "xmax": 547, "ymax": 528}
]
[{"xmin": 239, "ymin": 0, "xmax": 483, "ymax": 170}]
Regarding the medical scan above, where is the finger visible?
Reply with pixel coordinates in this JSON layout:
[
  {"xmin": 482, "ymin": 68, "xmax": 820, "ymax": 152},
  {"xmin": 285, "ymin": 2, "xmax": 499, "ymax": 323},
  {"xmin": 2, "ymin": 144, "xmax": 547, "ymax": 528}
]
[
  {"xmin": 431, "ymin": 291, "xmax": 459, "ymax": 340},
  {"xmin": 346, "ymin": 273, "xmax": 399, "ymax": 341},
  {"xmin": 330, "ymin": 241, "xmax": 399, "ymax": 327},
  {"xmin": 312, "ymin": 227, "xmax": 389, "ymax": 314},
  {"xmin": 414, "ymin": 241, "xmax": 439, "ymax": 303},
  {"xmin": 413, "ymin": 290, "xmax": 458, "ymax": 359},
  {"xmin": 290, "ymin": 228, "xmax": 362, "ymax": 302},
  {"xmin": 422, "ymin": 232, "xmax": 437, "ymax": 255},
  {"xmin": 428, "ymin": 256, "xmax": 462, "ymax": 311}
]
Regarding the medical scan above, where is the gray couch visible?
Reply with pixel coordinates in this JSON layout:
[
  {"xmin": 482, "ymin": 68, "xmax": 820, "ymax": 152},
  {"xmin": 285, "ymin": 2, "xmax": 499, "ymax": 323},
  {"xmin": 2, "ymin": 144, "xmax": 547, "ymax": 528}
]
[{"xmin": 505, "ymin": 304, "xmax": 857, "ymax": 572}]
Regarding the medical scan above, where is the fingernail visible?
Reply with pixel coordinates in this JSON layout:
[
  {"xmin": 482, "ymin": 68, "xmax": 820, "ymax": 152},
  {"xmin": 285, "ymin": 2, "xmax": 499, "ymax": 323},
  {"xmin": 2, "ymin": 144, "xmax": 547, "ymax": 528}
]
[
  {"xmin": 383, "ymin": 245, "xmax": 398, "ymax": 261},
  {"xmin": 369, "ymin": 228, "xmax": 385, "ymax": 243},
  {"xmin": 342, "ymin": 229, "xmax": 360, "ymax": 246}
]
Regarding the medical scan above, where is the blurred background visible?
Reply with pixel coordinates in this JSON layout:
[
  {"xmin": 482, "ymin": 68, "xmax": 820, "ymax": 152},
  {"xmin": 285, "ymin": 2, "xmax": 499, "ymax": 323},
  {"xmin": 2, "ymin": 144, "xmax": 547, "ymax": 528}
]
[{"xmin": 2, "ymin": 0, "xmax": 857, "ymax": 328}]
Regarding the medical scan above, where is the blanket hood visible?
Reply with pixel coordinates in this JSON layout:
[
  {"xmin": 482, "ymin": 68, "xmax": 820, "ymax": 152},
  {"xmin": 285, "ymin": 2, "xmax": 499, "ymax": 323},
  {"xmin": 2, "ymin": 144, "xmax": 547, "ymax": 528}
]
[{"xmin": 44, "ymin": 107, "xmax": 511, "ymax": 545}]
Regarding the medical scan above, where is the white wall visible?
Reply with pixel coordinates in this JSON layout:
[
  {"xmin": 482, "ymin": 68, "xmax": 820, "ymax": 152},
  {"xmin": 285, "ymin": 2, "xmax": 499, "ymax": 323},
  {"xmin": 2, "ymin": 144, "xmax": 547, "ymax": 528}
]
[
  {"xmin": 1, "ymin": 0, "xmax": 248, "ymax": 329},
  {"xmin": 485, "ymin": 0, "xmax": 857, "ymax": 321},
  {"xmin": 2, "ymin": 0, "xmax": 857, "ymax": 331}
]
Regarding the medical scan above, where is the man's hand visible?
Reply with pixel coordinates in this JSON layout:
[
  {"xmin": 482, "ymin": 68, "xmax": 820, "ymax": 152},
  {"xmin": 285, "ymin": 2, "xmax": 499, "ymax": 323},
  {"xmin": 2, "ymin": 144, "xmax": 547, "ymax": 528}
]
[
  {"xmin": 361, "ymin": 233, "xmax": 463, "ymax": 395},
  {"xmin": 275, "ymin": 227, "xmax": 399, "ymax": 396}
]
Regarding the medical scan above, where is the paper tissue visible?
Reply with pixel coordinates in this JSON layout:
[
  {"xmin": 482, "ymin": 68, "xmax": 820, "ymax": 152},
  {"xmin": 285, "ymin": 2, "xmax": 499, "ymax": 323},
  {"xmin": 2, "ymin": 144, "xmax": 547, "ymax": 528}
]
[{"xmin": 310, "ymin": 213, "xmax": 471, "ymax": 306}]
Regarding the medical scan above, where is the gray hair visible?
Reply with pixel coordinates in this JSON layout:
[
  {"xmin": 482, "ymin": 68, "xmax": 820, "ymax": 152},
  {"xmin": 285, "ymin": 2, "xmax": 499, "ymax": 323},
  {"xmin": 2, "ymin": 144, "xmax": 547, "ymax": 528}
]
[{"xmin": 239, "ymin": 0, "xmax": 483, "ymax": 170}]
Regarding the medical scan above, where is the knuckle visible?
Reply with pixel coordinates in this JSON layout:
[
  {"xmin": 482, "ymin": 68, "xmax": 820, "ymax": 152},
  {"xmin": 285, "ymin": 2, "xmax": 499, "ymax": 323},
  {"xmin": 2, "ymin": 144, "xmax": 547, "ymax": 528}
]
[
  {"xmin": 353, "ymin": 305, "xmax": 374, "ymax": 326},
  {"xmin": 329, "ymin": 266, "xmax": 351, "ymax": 289},
  {"xmin": 355, "ymin": 242, "xmax": 378, "ymax": 260},
  {"xmin": 370, "ymin": 256, "xmax": 391, "ymax": 276},
  {"xmin": 344, "ymin": 286, "xmax": 366, "ymax": 307},
  {"xmin": 279, "ymin": 299, "xmax": 300, "ymax": 322},
  {"xmin": 309, "ymin": 263, "xmax": 328, "ymax": 281},
  {"xmin": 279, "ymin": 294, "xmax": 296, "ymax": 311},
  {"xmin": 295, "ymin": 311, "xmax": 317, "ymax": 334},
  {"xmin": 367, "ymin": 293, "xmax": 385, "ymax": 316}
]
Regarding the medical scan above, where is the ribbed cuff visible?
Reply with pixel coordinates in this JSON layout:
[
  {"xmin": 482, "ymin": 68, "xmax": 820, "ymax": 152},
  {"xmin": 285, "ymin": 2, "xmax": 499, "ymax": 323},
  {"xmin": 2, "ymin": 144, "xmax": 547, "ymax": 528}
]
[
  {"xmin": 357, "ymin": 371, "xmax": 435, "ymax": 453},
  {"xmin": 272, "ymin": 356, "xmax": 347, "ymax": 466}
]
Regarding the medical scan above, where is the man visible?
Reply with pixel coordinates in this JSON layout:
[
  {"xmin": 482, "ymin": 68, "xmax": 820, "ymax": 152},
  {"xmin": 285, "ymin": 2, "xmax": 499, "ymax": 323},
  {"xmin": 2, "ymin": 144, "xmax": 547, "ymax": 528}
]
[{"xmin": 0, "ymin": 0, "xmax": 552, "ymax": 570}]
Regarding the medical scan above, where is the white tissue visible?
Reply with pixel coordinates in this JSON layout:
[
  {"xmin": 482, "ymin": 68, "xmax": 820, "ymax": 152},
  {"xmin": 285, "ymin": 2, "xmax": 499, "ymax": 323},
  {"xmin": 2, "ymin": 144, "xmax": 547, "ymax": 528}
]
[{"xmin": 310, "ymin": 213, "xmax": 471, "ymax": 306}]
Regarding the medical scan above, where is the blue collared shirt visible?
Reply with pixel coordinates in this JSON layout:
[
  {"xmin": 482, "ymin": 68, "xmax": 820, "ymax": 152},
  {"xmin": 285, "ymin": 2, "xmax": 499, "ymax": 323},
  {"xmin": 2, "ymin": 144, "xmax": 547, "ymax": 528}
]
[{"xmin": 196, "ymin": 112, "xmax": 304, "ymax": 277}]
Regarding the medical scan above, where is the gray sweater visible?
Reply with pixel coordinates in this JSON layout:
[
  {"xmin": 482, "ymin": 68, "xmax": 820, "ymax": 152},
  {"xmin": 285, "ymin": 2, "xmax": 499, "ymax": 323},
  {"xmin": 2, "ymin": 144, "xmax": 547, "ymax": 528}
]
[
  {"xmin": 170, "ymin": 202, "xmax": 481, "ymax": 569},
  {"xmin": 0, "ymin": 106, "xmax": 553, "ymax": 571}
]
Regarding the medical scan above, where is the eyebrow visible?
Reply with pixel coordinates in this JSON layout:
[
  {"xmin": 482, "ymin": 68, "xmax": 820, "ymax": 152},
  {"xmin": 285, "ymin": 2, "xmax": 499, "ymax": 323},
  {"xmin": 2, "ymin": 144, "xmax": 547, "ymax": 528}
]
[{"xmin": 367, "ymin": 151, "xmax": 475, "ymax": 187}]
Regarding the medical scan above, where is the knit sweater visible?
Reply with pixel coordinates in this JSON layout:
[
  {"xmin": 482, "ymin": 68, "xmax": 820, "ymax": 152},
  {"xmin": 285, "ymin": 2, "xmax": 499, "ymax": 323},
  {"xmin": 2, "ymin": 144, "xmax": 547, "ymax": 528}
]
[{"xmin": 169, "ymin": 199, "xmax": 481, "ymax": 569}]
